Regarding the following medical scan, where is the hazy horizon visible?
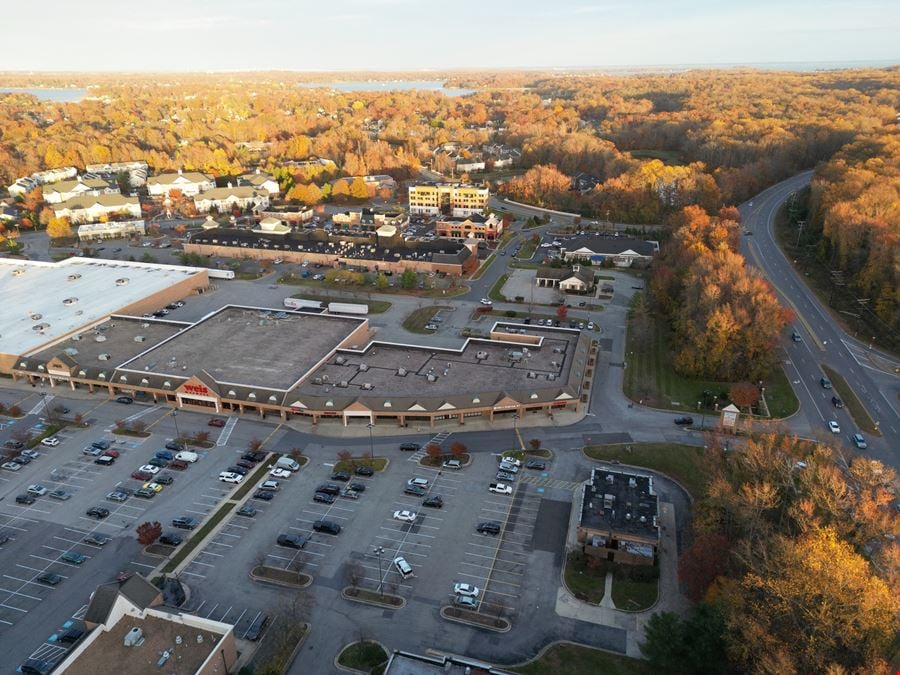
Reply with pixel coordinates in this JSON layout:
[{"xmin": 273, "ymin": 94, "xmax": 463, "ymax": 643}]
[{"xmin": 2, "ymin": 1, "xmax": 898, "ymax": 72}]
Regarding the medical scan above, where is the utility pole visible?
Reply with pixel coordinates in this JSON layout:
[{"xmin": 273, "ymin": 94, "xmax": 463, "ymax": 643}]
[
  {"xmin": 795, "ymin": 220, "xmax": 805, "ymax": 247},
  {"xmin": 373, "ymin": 546, "xmax": 385, "ymax": 597}
]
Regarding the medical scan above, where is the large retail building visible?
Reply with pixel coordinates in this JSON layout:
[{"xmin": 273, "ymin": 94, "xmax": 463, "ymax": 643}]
[{"xmin": 3, "ymin": 258, "xmax": 595, "ymax": 426}]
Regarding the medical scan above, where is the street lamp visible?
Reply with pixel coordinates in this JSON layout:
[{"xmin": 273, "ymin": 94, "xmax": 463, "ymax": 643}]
[
  {"xmin": 373, "ymin": 546, "xmax": 385, "ymax": 597},
  {"xmin": 171, "ymin": 409, "xmax": 181, "ymax": 443},
  {"xmin": 513, "ymin": 414, "xmax": 520, "ymax": 451},
  {"xmin": 367, "ymin": 422, "xmax": 375, "ymax": 460},
  {"xmin": 697, "ymin": 402, "xmax": 705, "ymax": 430}
]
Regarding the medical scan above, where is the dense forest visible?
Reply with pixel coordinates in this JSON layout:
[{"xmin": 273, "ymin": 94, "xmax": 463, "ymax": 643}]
[{"xmin": 0, "ymin": 68, "xmax": 897, "ymax": 328}]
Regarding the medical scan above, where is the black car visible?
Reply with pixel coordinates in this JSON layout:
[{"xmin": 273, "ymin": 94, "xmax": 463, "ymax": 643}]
[
  {"xmin": 237, "ymin": 504, "xmax": 257, "ymax": 517},
  {"xmin": 348, "ymin": 482, "xmax": 366, "ymax": 492},
  {"xmin": 244, "ymin": 613, "xmax": 269, "ymax": 641},
  {"xmin": 148, "ymin": 457, "xmax": 169, "ymax": 468},
  {"xmin": 477, "ymin": 521, "xmax": 502, "ymax": 535},
  {"xmin": 243, "ymin": 451, "xmax": 267, "ymax": 462},
  {"xmin": 315, "ymin": 483, "xmax": 341, "ymax": 496},
  {"xmin": 164, "ymin": 441, "xmax": 184, "ymax": 452},
  {"xmin": 423, "ymin": 495, "xmax": 444, "ymax": 508},
  {"xmin": 312, "ymin": 520, "xmax": 341, "ymax": 535},
  {"xmin": 20, "ymin": 658, "xmax": 53, "ymax": 675},
  {"xmin": 57, "ymin": 627, "xmax": 85, "ymax": 644},
  {"xmin": 15, "ymin": 494, "xmax": 36, "ymax": 505},
  {"xmin": 91, "ymin": 439, "xmax": 111, "ymax": 450},
  {"xmin": 330, "ymin": 471, "xmax": 350, "ymax": 482},
  {"xmin": 172, "ymin": 516, "xmax": 198, "ymax": 530},
  {"xmin": 236, "ymin": 460, "xmax": 255, "ymax": 470},
  {"xmin": 355, "ymin": 465, "xmax": 374, "ymax": 476},
  {"xmin": 831, "ymin": 396, "xmax": 844, "ymax": 408},
  {"xmin": 36, "ymin": 573, "xmax": 62, "ymax": 586},
  {"xmin": 404, "ymin": 484, "xmax": 427, "ymax": 496},
  {"xmin": 11, "ymin": 455, "xmax": 31, "ymax": 465},
  {"xmin": 313, "ymin": 491, "xmax": 336, "ymax": 504},
  {"xmin": 226, "ymin": 465, "xmax": 249, "ymax": 476},
  {"xmin": 159, "ymin": 533, "xmax": 183, "ymax": 546},
  {"xmin": 277, "ymin": 533, "xmax": 307, "ymax": 549},
  {"xmin": 253, "ymin": 490, "xmax": 275, "ymax": 501},
  {"xmin": 674, "ymin": 416, "xmax": 694, "ymax": 425},
  {"xmin": 86, "ymin": 506, "xmax": 110, "ymax": 519},
  {"xmin": 399, "ymin": 442, "xmax": 421, "ymax": 452},
  {"xmin": 116, "ymin": 396, "xmax": 134, "ymax": 404},
  {"xmin": 525, "ymin": 459, "xmax": 547, "ymax": 470},
  {"xmin": 155, "ymin": 473, "xmax": 174, "ymax": 485}
]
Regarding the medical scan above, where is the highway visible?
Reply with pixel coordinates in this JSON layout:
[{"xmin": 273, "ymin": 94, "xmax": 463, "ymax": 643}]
[{"xmin": 739, "ymin": 172, "xmax": 899, "ymax": 467}]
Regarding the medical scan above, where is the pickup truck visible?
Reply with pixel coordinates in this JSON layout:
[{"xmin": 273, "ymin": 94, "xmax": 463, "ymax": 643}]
[{"xmin": 489, "ymin": 483, "xmax": 513, "ymax": 495}]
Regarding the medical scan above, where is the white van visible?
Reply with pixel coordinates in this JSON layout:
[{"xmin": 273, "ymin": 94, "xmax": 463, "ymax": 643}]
[
  {"xmin": 275, "ymin": 457, "xmax": 300, "ymax": 472},
  {"xmin": 393, "ymin": 556, "xmax": 413, "ymax": 579},
  {"xmin": 175, "ymin": 451, "xmax": 199, "ymax": 463}
]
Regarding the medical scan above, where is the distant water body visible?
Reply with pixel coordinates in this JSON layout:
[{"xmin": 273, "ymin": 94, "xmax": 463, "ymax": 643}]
[
  {"xmin": 299, "ymin": 80, "xmax": 475, "ymax": 96},
  {"xmin": 0, "ymin": 87, "xmax": 87, "ymax": 102}
]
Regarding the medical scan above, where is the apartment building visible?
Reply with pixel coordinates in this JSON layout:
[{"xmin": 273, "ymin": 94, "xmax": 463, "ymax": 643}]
[
  {"xmin": 51, "ymin": 194, "xmax": 142, "ymax": 224},
  {"xmin": 193, "ymin": 185, "xmax": 270, "ymax": 214},
  {"xmin": 407, "ymin": 182, "xmax": 489, "ymax": 217},
  {"xmin": 147, "ymin": 170, "xmax": 215, "ymax": 197},
  {"xmin": 42, "ymin": 177, "xmax": 117, "ymax": 204}
]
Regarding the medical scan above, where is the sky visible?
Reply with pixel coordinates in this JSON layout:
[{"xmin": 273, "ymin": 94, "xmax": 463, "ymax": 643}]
[{"xmin": 2, "ymin": 0, "xmax": 898, "ymax": 72}]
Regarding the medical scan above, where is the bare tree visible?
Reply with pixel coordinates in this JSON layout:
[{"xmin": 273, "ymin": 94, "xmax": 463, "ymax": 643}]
[
  {"xmin": 529, "ymin": 438, "xmax": 542, "ymax": 453},
  {"xmin": 247, "ymin": 438, "xmax": 263, "ymax": 452},
  {"xmin": 344, "ymin": 562, "xmax": 363, "ymax": 593}
]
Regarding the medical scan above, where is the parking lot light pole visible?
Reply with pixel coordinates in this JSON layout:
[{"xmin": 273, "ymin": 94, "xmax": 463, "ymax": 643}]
[
  {"xmin": 367, "ymin": 422, "xmax": 375, "ymax": 460},
  {"xmin": 373, "ymin": 546, "xmax": 385, "ymax": 597},
  {"xmin": 171, "ymin": 409, "xmax": 181, "ymax": 443},
  {"xmin": 513, "ymin": 414, "xmax": 520, "ymax": 451}
]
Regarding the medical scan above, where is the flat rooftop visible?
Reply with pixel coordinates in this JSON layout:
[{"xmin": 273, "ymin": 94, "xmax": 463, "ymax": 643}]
[
  {"xmin": 385, "ymin": 652, "xmax": 510, "ymax": 675},
  {"xmin": 123, "ymin": 306, "xmax": 365, "ymax": 390},
  {"xmin": 62, "ymin": 613, "xmax": 223, "ymax": 675},
  {"xmin": 30, "ymin": 317, "xmax": 187, "ymax": 368},
  {"xmin": 0, "ymin": 258, "xmax": 204, "ymax": 357},
  {"xmin": 298, "ymin": 328, "xmax": 579, "ymax": 398},
  {"xmin": 581, "ymin": 468, "xmax": 659, "ymax": 540}
]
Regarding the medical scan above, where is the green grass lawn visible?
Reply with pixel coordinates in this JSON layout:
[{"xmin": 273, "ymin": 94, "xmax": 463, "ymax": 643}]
[
  {"xmin": 822, "ymin": 364, "xmax": 881, "ymax": 435},
  {"xmin": 564, "ymin": 552, "xmax": 606, "ymax": 603},
  {"xmin": 583, "ymin": 443, "xmax": 711, "ymax": 499},
  {"xmin": 402, "ymin": 306, "xmax": 452, "ymax": 334},
  {"xmin": 289, "ymin": 292, "xmax": 391, "ymax": 314},
  {"xmin": 488, "ymin": 273, "xmax": 509, "ymax": 302},
  {"xmin": 512, "ymin": 643, "xmax": 650, "ymax": 675},
  {"xmin": 625, "ymin": 296, "xmax": 798, "ymax": 418},
  {"xmin": 629, "ymin": 148, "xmax": 684, "ymax": 165},
  {"xmin": 611, "ymin": 576, "xmax": 658, "ymax": 612},
  {"xmin": 334, "ymin": 456, "xmax": 389, "ymax": 473},
  {"xmin": 518, "ymin": 239, "xmax": 538, "ymax": 259},
  {"xmin": 337, "ymin": 641, "xmax": 389, "ymax": 672}
]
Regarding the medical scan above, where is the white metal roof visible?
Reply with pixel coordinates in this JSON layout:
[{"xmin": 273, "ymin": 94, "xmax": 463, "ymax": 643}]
[{"xmin": 0, "ymin": 258, "xmax": 205, "ymax": 357}]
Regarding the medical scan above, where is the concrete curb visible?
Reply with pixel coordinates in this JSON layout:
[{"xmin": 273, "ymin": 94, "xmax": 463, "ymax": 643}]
[
  {"xmin": 439, "ymin": 606, "xmax": 511, "ymax": 633},
  {"xmin": 341, "ymin": 586, "xmax": 406, "ymax": 609},
  {"xmin": 505, "ymin": 639, "xmax": 634, "ymax": 671},
  {"xmin": 333, "ymin": 640, "xmax": 390, "ymax": 675},
  {"xmin": 249, "ymin": 566, "xmax": 314, "ymax": 589}
]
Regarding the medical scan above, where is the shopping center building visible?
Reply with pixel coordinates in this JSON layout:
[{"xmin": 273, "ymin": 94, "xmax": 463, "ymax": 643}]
[{"xmin": 6, "ymin": 298, "xmax": 594, "ymax": 427}]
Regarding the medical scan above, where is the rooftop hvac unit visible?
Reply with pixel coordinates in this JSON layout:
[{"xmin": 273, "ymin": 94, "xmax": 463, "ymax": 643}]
[
  {"xmin": 72, "ymin": 335, "xmax": 82, "ymax": 341},
  {"xmin": 605, "ymin": 474, "xmax": 615, "ymax": 484},
  {"xmin": 475, "ymin": 351, "xmax": 488, "ymax": 360},
  {"xmin": 426, "ymin": 374, "xmax": 437, "ymax": 383},
  {"xmin": 123, "ymin": 627, "xmax": 144, "ymax": 647},
  {"xmin": 361, "ymin": 383, "xmax": 373, "ymax": 390},
  {"xmin": 527, "ymin": 371, "xmax": 537, "ymax": 379},
  {"xmin": 338, "ymin": 381, "xmax": 348, "ymax": 388},
  {"xmin": 397, "ymin": 368, "xmax": 407, "ymax": 376},
  {"xmin": 629, "ymin": 478, "xmax": 637, "ymax": 488},
  {"xmin": 134, "ymin": 336, "xmax": 146, "ymax": 342},
  {"xmin": 359, "ymin": 364, "xmax": 368, "ymax": 372},
  {"xmin": 547, "ymin": 373, "xmax": 556, "ymax": 381},
  {"xmin": 95, "ymin": 335, "xmax": 107, "ymax": 342},
  {"xmin": 335, "ymin": 356, "xmax": 346, "ymax": 365}
]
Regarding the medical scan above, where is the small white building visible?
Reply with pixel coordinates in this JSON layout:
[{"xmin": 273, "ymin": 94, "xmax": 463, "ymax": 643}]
[
  {"xmin": 193, "ymin": 184, "xmax": 270, "ymax": 213},
  {"xmin": 147, "ymin": 170, "xmax": 215, "ymax": 197},
  {"xmin": 52, "ymin": 194, "xmax": 142, "ymax": 224},
  {"xmin": 77, "ymin": 219, "xmax": 146, "ymax": 242},
  {"xmin": 42, "ymin": 178, "xmax": 117, "ymax": 204},
  {"xmin": 32, "ymin": 166, "xmax": 78, "ymax": 184}
]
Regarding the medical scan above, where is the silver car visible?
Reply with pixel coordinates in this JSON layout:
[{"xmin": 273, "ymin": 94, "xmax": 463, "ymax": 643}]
[{"xmin": 106, "ymin": 491, "xmax": 129, "ymax": 503}]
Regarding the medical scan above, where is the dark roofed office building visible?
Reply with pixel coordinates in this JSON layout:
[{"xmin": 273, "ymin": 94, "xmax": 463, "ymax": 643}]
[
  {"xmin": 577, "ymin": 467, "xmax": 659, "ymax": 566},
  {"xmin": 560, "ymin": 235, "xmax": 659, "ymax": 267}
]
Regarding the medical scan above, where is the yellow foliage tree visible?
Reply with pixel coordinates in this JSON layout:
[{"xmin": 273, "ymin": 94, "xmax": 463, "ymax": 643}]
[{"xmin": 46, "ymin": 216, "xmax": 73, "ymax": 239}]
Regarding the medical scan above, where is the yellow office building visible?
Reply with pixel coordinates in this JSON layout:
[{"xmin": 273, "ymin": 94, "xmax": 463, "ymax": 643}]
[{"xmin": 408, "ymin": 182, "xmax": 489, "ymax": 217}]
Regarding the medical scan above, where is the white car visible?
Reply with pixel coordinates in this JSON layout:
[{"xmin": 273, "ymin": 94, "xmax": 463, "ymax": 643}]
[
  {"xmin": 41, "ymin": 437, "xmax": 60, "ymax": 447},
  {"xmin": 500, "ymin": 457, "xmax": 521, "ymax": 468},
  {"xmin": 269, "ymin": 468, "xmax": 292, "ymax": 479},
  {"xmin": 393, "ymin": 510, "xmax": 418, "ymax": 523},
  {"xmin": 489, "ymin": 483, "xmax": 513, "ymax": 495},
  {"xmin": 27, "ymin": 484, "xmax": 48, "ymax": 496},
  {"xmin": 1, "ymin": 462, "xmax": 22, "ymax": 472},
  {"xmin": 454, "ymin": 583, "xmax": 480, "ymax": 597},
  {"xmin": 259, "ymin": 480, "xmax": 279, "ymax": 492},
  {"xmin": 218, "ymin": 471, "xmax": 244, "ymax": 484},
  {"xmin": 138, "ymin": 464, "xmax": 160, "ymax": 475},
  {"xmin": 828, "ymin": 420, "xmax": 841, "ymax": 434},
  {"xmin": 480, "ymin": 298, "xmax": 492, "ymax": 306}
]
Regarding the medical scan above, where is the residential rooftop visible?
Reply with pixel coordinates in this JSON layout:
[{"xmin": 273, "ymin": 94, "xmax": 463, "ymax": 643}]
[
  {"xmin": 385, "ymin": 651, "xmax": 512, "ymax": 675},
  {"xmin": 0, "ymin": 258, "xmax": 204, "ymax": 357},
  {"xmin": 580, "ymin": 468, "xmax": 659, "ymax": 539}
]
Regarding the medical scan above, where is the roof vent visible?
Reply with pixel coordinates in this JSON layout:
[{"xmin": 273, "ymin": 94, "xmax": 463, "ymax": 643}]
[
  {"xmin": 476, "ymin": 351, "xmax": 488, "ymax": 360},
  {"xmin": 359, "ymin": 363, "xmax": 368, "ymax": 372},
  {"xmin": 335, "ymin": 356, "xmax": 346, "ymax": 365},
  {"xmin": 228, "ymin": 390, "xmax": 237, "ymax": 397},
  {"xmin": 547, "ymin": 373, "xmax": 556, "ymax": 381},
  {"xmin": 527, "ymin": 371, "xmax": 536, "ymax": 379},
  {"xmin": 30, "ymin": 313, "xmax": 42, "ymax": 321},
  {"xmin": 95, "ymin": 335, "xmax": 107, "ymax": 342},
  {"xmin": 98, "ymin": 372, "xmax": 107, "ymax": 378},
  {"xmin": 338, "ymin": 381, "xmax": 348, "ymax": 388},
  {"xmin": 269, "ymin": 395, "xmax": 278, "ymax": 402},
  {"xmin": 115, "ymin": 278, "xmax": 129, "ymax": 286},
  {"xmin": 119, "ymin": 375, "xmax": 128, "ymax": 382},
  {"xmin": 134, "ymin": 336, "xmax": 146, "ymax": 342},
  {"xmin": 67, "ymin": 274, "xmax": 81, "ymax": 281},
  {"xmin": 63, "ymin": 297, "xmax": 78, "ymax": 306},
  {"xmin": 124, "ymin": 627, "xmax": 144, "ymax": 647},
  {"xmin": 361, "ymin": 383, "xmax": 373, "ymax": 390},
  {"xmin": 383, "ymin": 401, "xmax": 392, "ymax": 408},
  {"xmin": 313, "ymin": 377, "xmax": 323, "ymax": 385},
  {"xmin": 98, "ymin": 353, "xmax": 110, "ymax": 361},
  {"xmin": 248, "ymin": 392, "xmax": 257, "ymax": 400},
  {"xmin": 396, "ymin": 368, "xmax": 407, "ymax": 376},
  {"xmin": 426, "ymin": 374, "xmax": 437, "ymax": 383}
]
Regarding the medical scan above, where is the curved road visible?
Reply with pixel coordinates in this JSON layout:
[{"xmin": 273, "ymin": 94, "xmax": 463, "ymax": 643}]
[{"xmin": 739, "ymin": 172, "xmax": 899, "ymax": 467}]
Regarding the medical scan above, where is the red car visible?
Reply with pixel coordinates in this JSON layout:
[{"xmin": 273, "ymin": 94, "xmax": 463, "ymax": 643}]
[
  {"xmin": 103, "ymin": 449, "xmax": 120, "ymax": 458},
  {"xmin": 168, "ymin": 459, "xmax": 189, "ymax": 471},
  {"xmin": 131, "ymin": 470, "xmax": 153, "ymax": 481},
  {"xmin": 208, "ymin": 418, "xmax": 226, "ymax": 428}
]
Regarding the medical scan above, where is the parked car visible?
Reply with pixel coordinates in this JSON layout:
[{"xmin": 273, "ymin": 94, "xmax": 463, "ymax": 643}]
[
  {"xmin": 253, "ymin": 490, "xmax": 275, "ymax": 501},
  {"xmin": 831, "ymin": 396, "xmax": 844, "ymax": 408},
  {"xmin": 27, "ymin": 484, "xmax": 48, "ymax": 496},
  {"xmin": 348, "ymin": 482, "xmax": 366, "ymax": 493},
  {"xmin": 208, "ymin": 418, "xmax": 226, "ymax": 427},
  {"xmin": 404, "ymin": 484, "xmax": 427, "ymax": 496},
  {"xmin": 171, "ymin": 516, "xmax": 198, "ymax": 530},
  {"xmin": 40, "ymin": 437, "xmax": 60, "ymax": 447},
  {"xmin": 131, "ymin": 470, "xmax": 154, "ymax": 481},
  {"xmin": 142, "ymin": 482, "xmax": 163, "ymax": 493},
  {"xmin": 269, "ymin": 467, "xmax": 292, "ymax": 478},
  {"xmin": 525, "ymin": 459, "xmax": 547, "ymax": 470},
  {"xmin": 155, "ymin": 473, "xmax": 174, "ymax": 485},
  {"xmin": 393, "ymin": 510, "xmax": 418, "ymax": 523},
  {"xmin": 57, "ymin": 627, "xmax": 85, "ymax": 645},
  {"xmin": 316, "ymin": 483, "xmax": 341, "ymax": 495},
  {"xmin": 103, "ymin": 449, "xmax": 120, "ymax": 458},
  {"xmin": 674, "ymin": 416, "xmax": 694, "ymax": 425},
  {"xmin": 48, "ymin": 489, "xmax": 72, "ymax": 500},
  {"xmin": 86, "ymin": 506, "xmax": 110, "ymax": 519},
  {"xmin": 312, "ymin": 520, "xmax": 341, "ymax": 535},
  {"xmin": 1, "ymin": 461, "xmax": 22, "ymax": 471},
  {"xmin": 423, "ymin": 495, "xmax": 444, "ymax": 508},
  {"xmin": 820, "ymin": 377, "xmax": 832, "ymax": 389},
  {"xmin": 60, "ymin": 551, "xmax": 87, "ymax": 565},
  {"xmin": 20, "ymin": 659, "xmax": 54, "ymax": 675},
  {"xmin": 4, "ymin": 440, "xmax": 24, "ymax": 450},
  {"xmin": 83, "ymin": 533, "xmax": 111, "ymax": 546},
  {"xmin": 442, "ymin": 459, "xmax": 462, "ymax": 470},
  {"xmin": 454, "ymin": 583, "xmax": 479, "ymax": 597},
  {"xmin": 453, "ymin": 595, "xmax": 478, "ymax": 608},
  {"xmin": 106, "ymin": 491, "xmax": 129, "ymax": 503},
  {"xmin": 219, "ymin": 471, "xmax": 243, "ymax": 484},
  {"xmin": 138, "ymin": 464, "xmax": 160, "ymax": 475},
  {"xmin": 476, "ymin": 521, "xmax": 502, "ymax": 535},
  {"xmin": 259, "ymin": 479, "xmax": 279, "ymax": 492},
  {"xmin": 147, "ymin": 457, "xmax": 169, "ymax": 468},
  {"xmin": 133, "ymin": 487, "xmax": 156, "ymax": 499},
  {"xmin": 341, "ymin": 488, "xmax": 360, "ymax": 499},
  {"xmin": 91, "ymin": 439, "xmax": 111, "ymax": 450},
  {"xmin": 164, "ymin": 441, "xmax": 184, "ymax": 452},
  {"xmin": 852, "ymin": 433, "xmax": 867, "ymax": 449},
  {"xmin": 399, "ymin": 442, "xmax": 421, "ymax": 452},
  {"xmin": 169, "ymin": 459, "xmax": 189, "ymax": 471},
  {"xmin": 237, "ymin": 504, "xmax": 257, "ymax": 517},
  {"xmin": 480, "ymin": 298, "xmax": 493, "ymax": 306},
  {"xmin": 11, "ymin": 455, "xmax": 31, "ymax": 465},
  {"xmin": 155, "ymin": 450, "xmax": 175, "ymax": 461},
  {"xmin": 226, "ymin": 465, "xmax": 249, "ymax": 476},
  {"xmin": 277, "ymin": 534, "xmax": 307, "ymax": 549},
  {"xmin": 330, "ymin": 471, "xmax": 350, "ymax": 482},
  {"xmin": 159, "ymin": 533, "xmax": 183, "ymax": 546},
  {"xmin": 313, "ymin": 491, "xmax": 336, "ymax": 504},
  {"xmin": 36, "ymin": 573, "xmax": 62, "ymax": 586},
  {"xmin": 116, "ymin": 396, "xmax": 134, "ymax": 404},
  {"xmin": 355, "ymin": 465, "xmax": 374, "ymax": 476},
  {"xmin": 236, "ymin": 460, "xmax": 255, "ymax": 470},
  {"xmin": 488, "ymin": 483, "xmax": 513, "ymax": 495},
  {"xmin": 496, "ymin": 471, "xmax": 516, "ymax": 482},
  {"xmin": 15, "ymin": 494, "xmax": 36, "ymax": 505}
]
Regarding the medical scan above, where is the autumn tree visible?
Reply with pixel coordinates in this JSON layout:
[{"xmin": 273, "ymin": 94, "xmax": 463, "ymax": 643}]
[
  {"xmin": 46, "ymin": 216, "xmax": 72, "ymax": 239},
  {"xmin": 556, "ymin": 304, "xmax": 568, "ymax": 320},
  {"xmin": 728, "ymin": 382, "xmax": 760, "ymax": 411},
  {"xmin": 349, "ymin": 177, "xmax": 370, "ymax": 200},
  {"xmin": 449, "ymin": 441, "xmax": 467, "ymax": 458},
  {"xmin": 425, "ymin": 442, "xmax": 442, "ymax": 459},
  {"xmin": 136, "ymin": 521, "xmax": 162, "ymax": 546},
  {"xmin": 400, "ymin": 269, "xmax": 417, "ymax": 290},
  {"xmin": 678, "ymin": 532, "xmax": 731, "ymax": 602},
  {"xmin": 502, "ymin": 164, "xmax": 571, "ymax": 207}
]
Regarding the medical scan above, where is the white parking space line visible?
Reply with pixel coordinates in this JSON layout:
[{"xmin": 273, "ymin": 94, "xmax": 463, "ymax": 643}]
[
  {"xmin": 218, "ymin": 531, "xmax": 242, "ymax": 538},
  {"xmin": 185, "ymin": 509, "xmax": 209, "ymax": 516},
  {"xmin": 181, "ymin": 570, "xmax": 205, "ymax": 578},
  {"xmin": 481, "ymin": 588, "xmax": 520, "ymax": 599},
  {"xmin": 208, "ymin": 541, "xmax": 232, "ymax": 548},
  {"xmin": 0, "ymin": 587, "xmax": 41, "ymax": 601},
  {"xmin": 0, "ymin": 523, "xmax": 27, "ymax": 532},
  {"xmin": 379, "ymin": 526, "xmax": 436, "ymax": 539},
  {"xmin": 190, "ymin": 560, "xmax": 215, "ymax": 567},
  {"xmin": 0, "ymin": 512, "xmax": 40, "ymax": 524},
  {"xmin": 197, "ymin": 550, "xmax": 224, "ymax": 558}
]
